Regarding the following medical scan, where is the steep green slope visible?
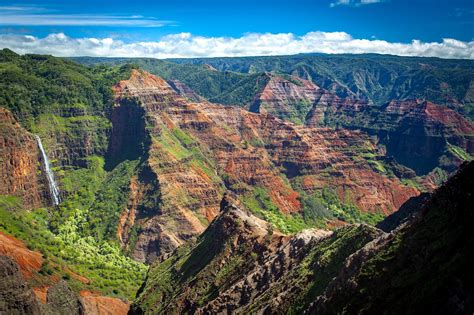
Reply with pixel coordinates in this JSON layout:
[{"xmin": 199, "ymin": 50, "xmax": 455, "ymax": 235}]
[
  {"xmin": 0, "ymin": 49, "xmax": 149, "ymax": 301},
  {"xmin": 0, "ymin": 49, "xmax": 133, "ymax": 167},
  {"xmin": 311, "ymin": 161, "xmax": 474, "ymax": 314}
]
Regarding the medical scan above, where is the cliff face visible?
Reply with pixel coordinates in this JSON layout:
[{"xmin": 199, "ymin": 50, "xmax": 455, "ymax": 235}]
[
  {"xmin": 0, "ymin": 107, "xmax": 45, "ymax": 208},
  {"xmin": 168, "ymin": 80, "xmax": 206, "ymax": 103},
  {"xmin": 111, "ymin": 70, "xmax": 417, "ymax": 262},
  {"xmin": 244, "ymin": 72, "xmax": 473, "ymax": 176},
  {"xmin": 248, "ymin": 74, "xmax": 326, "ymax": 124},
  {"xmin": 32, "ymin": 107, "xmax": 111, "ymax": 169},
  {"xmin": 307, "ymin": 95, "xmax": 474, "ymax": 175}
]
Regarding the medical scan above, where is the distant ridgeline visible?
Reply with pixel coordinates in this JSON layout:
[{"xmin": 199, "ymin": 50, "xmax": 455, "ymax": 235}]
[
  {"xmin": 73, "ymin": 53, "xmax": 474, "ymax": 118},
  {"xmin": 72, "ymin": 53, "xmax": 474, "ymax": 176}
]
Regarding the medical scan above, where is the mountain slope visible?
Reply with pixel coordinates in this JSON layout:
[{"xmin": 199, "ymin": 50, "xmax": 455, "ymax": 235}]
[
  {"xmin": 306, "ymin": 96, "xmax": 474, "ymax": 175},
  {"xmin": 130, "ymin": 194, "xmax": 382, "ymax": 314},
  {"xmin": 71, "ymin": 54, "xmax": 474, "ymax": 176},
  {"xmin": 310, "ymin": 161, "xmax": 474, "ymax": 314}
]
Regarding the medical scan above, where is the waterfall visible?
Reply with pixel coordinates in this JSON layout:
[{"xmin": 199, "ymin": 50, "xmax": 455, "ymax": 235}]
[{"xmin": 34, "ymin": 135, "xmax": 61, "ymax": 205}]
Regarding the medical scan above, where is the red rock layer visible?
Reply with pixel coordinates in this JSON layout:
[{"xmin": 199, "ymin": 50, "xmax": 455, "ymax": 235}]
[
  {"xmin": 0, "ymin": 231, "xmax": 43, "ymax": 279},
  {"xmin": 0, "ymin": 107, "xmax": 44, "ymax": 208},
  {"xmin": 112, "ymin": 70, "xmax": 419, "ymax": 261},
  {"xmin": 249, "ymin": 74, "xmax": 324, "ymax": 121},
  {"xmin": 80, "ymin": 291, "xmax": 130, "ymax": 315}
]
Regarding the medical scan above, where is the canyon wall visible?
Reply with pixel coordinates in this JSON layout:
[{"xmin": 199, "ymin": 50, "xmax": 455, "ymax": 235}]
[
  {"xmin": 0, "ymin": 107, "xmax": 45, "ymax": 208},
  {"xmin": 110, "ymin": 70, "xmax": 418, "ymax": 262}
]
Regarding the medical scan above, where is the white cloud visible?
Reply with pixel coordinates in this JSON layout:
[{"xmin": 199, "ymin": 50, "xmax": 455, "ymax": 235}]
[
  {"xmin": 0, "ymin": 31, "xmax": 472, "ymax": 59},
  {"xmin": 0, "ymin": 14, "xmax": 171, "ymax": 27},
  {"xmin": 0, "ymin": 6, "xmax": 43, "ymax": 11},
  {"xmin": 330, "ymin": 0, "xmax": 383, "ymax": 7}
]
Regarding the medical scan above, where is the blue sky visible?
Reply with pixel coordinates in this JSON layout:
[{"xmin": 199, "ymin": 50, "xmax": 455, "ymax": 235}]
[{"xmin": 0, "ymin": 0, "xmax": 473, "ymax": 58}]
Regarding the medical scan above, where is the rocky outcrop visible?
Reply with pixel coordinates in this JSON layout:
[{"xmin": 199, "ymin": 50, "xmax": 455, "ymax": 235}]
[
  {"xmin": 132, "ymin": 162, "xmax": 474, "ymax": 315},
  {"xmin": 0, "ymin": 255, "xmax": 42, "ymax": 315},
  {"xmin": 309, "ymin": 161, "xmax": 474, "ymax": 314},
  {"xmin": 168, "ymin": 80, "xmax": 206, "ymax": 103},
  {"xmin": 111, "ymin": 70, "xmax": 418, "ymax": 262},
  {"xmin": 130, "ymin": 194, "xmax": 383, "ymax": 314},
  {"xmin": 248, "ymin": 74, "xmax": 326, "ymax": 124},
  {"xmin": 42, "ymin": 281, "xmax": 84, "ymax": 315},
  {"xmin": 0, "ymin": 107, "xmax": 45, "ymax": 208}
]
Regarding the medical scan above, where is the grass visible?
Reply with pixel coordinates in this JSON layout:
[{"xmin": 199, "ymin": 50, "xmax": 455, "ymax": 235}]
[{"xmin": 241, "ymin": 186, "xmax": 311, "ymax": 234}]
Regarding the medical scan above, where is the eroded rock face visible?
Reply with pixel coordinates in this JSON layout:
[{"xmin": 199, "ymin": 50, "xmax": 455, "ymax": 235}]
[
  {"xmin": 111, "ymin": 70, "xmax": 418, "ymax": 262},
  {"xmin": 246, "ymin": 74, "xmax": 474, "ymax": 176},
  {"xmin": 0, "ymin": 107, "xmax": 45, "ymax": 208},
  {"xmin": 0, "ymin": 255, "xmax": 41, "ymax": 315},
  {"xmin": 307, "ymin": 97, "xmax": 474, "ymax": 175},
  {"xmin": 168, "ymin": 80, "xmax": 206, "ymax": 103},
  {"xmin": 248, "ymin": 74, "xmax": 326, "ymax": 123},
  {"xmin": 0, "ymin": 231, "xmax": 43, "ymax": 280},
  {"xmin": 80, "ymin": 291, "xmax": 129, "ymax": 315},
  {"xmin": 42, "ymin": 281, "xmax": 84, "ymax": 315}
]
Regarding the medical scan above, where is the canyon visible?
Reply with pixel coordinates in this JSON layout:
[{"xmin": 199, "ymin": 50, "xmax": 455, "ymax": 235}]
[
  {"xmin": 110, "ymin": 69, "xmax": 419, "ymax": 262},
  {"xmin": 0, "ymin": 49, "xmax": 472, "ymax": 314}
]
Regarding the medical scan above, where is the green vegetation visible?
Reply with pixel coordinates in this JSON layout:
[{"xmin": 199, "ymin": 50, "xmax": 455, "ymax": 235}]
[
  {"xmin": 0, "ymin": 196, "xmax": 146, "ymax": 300},
  {"xmin": 447, "ymin": 142, "xmax": 472, "ymax": 161},
  {"xmin": 0, "ymin": 49, "xmax": 133, "ymax": 121},
  {"xmin": 238, "ymin": 180, "xmax": 384, "ymax": 234},
  {"xmin": 241, "ymin": 186, "xmax": 311, "ymax": 233},
  {"xmin": 84, "ymin": 159, "xmax": 140, "ymax": 241},
  {"xmin": 291, "ymin": 176, "xmax": 385, "ymax": 227},
  {"xmin": 311, "ymin": 187, "xmax": 384, "ymax": 226},
  {"xmin": 49, "ymin": 156, "xmax": 107, "ymax": 231}
]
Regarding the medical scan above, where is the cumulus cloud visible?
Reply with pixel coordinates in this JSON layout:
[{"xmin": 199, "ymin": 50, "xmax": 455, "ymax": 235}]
[
  {"xmin": 0, "ymin": 31, "xmax": 472, "ymax": 59},
  {"xmin": 330, "ymin": 0, "xmax": 384, "ymax": 7}
]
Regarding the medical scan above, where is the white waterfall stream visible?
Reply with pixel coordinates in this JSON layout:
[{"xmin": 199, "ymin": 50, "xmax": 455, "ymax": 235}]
[{"xmin": 34, "ymin": 135, "xmax": 61, "ymax": 205}]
